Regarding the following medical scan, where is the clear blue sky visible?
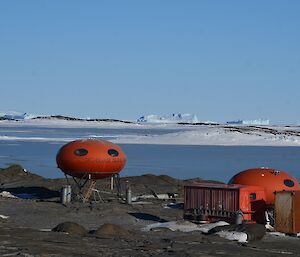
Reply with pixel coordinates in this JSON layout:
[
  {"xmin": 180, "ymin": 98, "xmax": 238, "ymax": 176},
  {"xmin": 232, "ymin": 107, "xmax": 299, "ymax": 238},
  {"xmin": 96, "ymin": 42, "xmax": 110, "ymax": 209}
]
[{"xmin": 1, "ymin": 1, "xmax": 299, "ymax": 123}]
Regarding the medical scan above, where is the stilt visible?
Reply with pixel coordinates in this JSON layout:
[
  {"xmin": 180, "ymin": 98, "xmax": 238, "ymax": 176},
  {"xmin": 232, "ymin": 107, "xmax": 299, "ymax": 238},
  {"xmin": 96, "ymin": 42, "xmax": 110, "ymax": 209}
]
[
  {"xmin": 66, "ymin": 173, "xmax": 92, "ymax": 202},
  {"xmin": 72, "ymin": 175, "xmax": 89, "ymax": 193},
  {"xmin": 63, "ymin": 172, "xmax": 118, "ymax": 203},
  {"xmin": 110, "ymin": 176, "xmax": 114, "ymax": 190},
  {"xmin": 64, "ymin": 173, "xmax": 71, "ymax": 185},
  {"xmin": 92, "ymin": 187, "xmax": 103, "ymax": 202},
  {"xmin": 114, "ymin": 173, "xmax": 121, "ymax": 197}
]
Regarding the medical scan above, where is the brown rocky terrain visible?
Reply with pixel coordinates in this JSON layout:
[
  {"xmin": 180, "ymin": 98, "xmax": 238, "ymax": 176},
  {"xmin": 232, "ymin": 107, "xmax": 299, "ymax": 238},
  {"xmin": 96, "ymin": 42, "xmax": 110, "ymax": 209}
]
[{"xmin": 0, "ymin": 165, "xmax": 299, "ymax": 256}]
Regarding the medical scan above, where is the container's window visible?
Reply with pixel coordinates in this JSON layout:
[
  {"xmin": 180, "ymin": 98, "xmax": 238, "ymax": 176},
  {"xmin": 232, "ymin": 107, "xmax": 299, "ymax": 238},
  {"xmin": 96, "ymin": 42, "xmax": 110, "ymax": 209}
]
[
  {"xmin": 250, "ymin": 193, "xmax": 256, "ymax": 200},
  {"xmin": 74, "ymin": 148, "xmax": 88, "ymax": 156},
  {"xmin": 284, "ymin": 179, "xmax": 294, "ymax": 187},
  {"xmin": 108, "ymin": 149, "xmax": 119, "ymax": 157}
]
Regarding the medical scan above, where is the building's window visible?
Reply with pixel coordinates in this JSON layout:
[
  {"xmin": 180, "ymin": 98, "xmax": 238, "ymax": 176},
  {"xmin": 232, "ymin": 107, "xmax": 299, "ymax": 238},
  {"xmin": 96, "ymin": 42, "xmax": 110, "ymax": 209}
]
[
  {"xmin": 74, "ymin": 148, "xmax": 88, "ymax": 156},
  {"xmin": 250, "ymin": 193, "xmax": 256, "ymax": 200},
  {"xmin": 108, "ymin": 149, "xmax": 119, "ymax": 157},
  {"xmin": 284, "ymin": 179, "xmax": 294, "ymax": 187}
]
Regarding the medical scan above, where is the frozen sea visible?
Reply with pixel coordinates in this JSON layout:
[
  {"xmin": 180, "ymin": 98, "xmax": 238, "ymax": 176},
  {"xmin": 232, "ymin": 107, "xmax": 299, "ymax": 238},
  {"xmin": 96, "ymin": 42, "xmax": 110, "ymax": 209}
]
[{"xmin": 0, "ymin": 123, "xmax": 300, "ymax": 183}]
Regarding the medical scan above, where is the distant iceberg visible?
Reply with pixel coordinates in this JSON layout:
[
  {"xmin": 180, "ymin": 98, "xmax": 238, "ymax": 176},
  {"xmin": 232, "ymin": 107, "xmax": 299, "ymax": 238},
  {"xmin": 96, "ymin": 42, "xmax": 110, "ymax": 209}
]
[
  {"xmin": 137, "ymin": 113, "xmax": 199, "ymax": 124},
  {"xmin": 0, "ymin": 111, "xmax": 39, "ymax": 120},
  {"xmin": 0, "ymin": 111, "xmax": 27, "ymax": 120},
  {"xmin": 226, "ymin": 119, "xmax": 270, "ymax": 126}
]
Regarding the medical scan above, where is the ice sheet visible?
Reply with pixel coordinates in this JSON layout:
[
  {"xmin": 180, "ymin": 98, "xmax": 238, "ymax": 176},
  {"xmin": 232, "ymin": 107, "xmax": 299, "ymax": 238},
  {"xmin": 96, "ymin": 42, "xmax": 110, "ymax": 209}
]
[{"xmin": 1, "ymin": 120, "xmax": 300, "ymax": 146}]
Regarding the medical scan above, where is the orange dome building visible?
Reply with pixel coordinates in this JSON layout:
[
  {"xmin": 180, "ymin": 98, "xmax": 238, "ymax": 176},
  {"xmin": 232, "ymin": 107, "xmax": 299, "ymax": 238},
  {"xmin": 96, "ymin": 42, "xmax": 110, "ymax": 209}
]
[
  {"xmin": 229, "ymin": 167, "xmax": 300, "ymax": 205},
  {"xmin": 56, "ymin": 139, "xmax": 127, "ymax": 180}
]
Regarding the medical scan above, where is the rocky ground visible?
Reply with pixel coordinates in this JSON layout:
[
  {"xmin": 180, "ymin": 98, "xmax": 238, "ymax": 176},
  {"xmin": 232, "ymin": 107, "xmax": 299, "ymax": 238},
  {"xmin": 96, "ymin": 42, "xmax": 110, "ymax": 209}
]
[{"xmin": 0, "ymin": 165, "xmax": 299, "ymax": 256}]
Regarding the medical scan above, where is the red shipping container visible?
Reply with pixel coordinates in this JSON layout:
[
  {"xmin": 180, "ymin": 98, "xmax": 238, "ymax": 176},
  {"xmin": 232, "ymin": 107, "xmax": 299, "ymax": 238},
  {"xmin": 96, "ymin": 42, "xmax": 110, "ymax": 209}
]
[{"xmin": 184, "ymin": 183, "xmax": 266, "ymax": 223}]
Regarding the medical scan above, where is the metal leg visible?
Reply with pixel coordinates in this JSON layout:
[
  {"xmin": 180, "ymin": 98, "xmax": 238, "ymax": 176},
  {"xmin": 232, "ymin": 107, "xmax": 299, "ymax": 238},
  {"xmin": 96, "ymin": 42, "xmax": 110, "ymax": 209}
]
[
  {"xmin": 70, "ymin": 174, "xmax": 91, "ymax": 202},
  {"xmin": 114, "ymin": 173, "xmax": 122, "ymax": 197}
]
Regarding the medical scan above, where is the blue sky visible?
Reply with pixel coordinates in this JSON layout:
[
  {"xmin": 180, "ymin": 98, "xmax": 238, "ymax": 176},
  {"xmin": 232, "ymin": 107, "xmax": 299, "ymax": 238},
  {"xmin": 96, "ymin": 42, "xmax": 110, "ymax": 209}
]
[{"xmin": 0, "ymin": 1, "xmax": 299, "ymax": 123}]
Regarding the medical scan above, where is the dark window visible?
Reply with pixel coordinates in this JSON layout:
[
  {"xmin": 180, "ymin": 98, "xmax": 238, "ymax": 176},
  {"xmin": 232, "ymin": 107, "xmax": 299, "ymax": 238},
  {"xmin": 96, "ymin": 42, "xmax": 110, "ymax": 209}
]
[
  {"xmin": 108, "ymin": 149, "xmax": 119, "ymax": 157},
  {"xmin": 250, "ymin": 193, "xmax": 256, "ymax": 201},
  {"xmin": 74, "ymin": 148, "xmax": 88, "ymax": 156},
  {"xmin": 284, "ymin": 179, "xmax": 295, "ymax": 187}
]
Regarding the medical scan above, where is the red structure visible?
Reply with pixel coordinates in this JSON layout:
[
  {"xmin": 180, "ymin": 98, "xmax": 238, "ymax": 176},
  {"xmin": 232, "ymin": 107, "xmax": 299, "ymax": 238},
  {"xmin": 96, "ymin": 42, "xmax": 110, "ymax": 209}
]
[
  {"xmin": 56, "ymin": 139, "xmax": 127, "ymax": 180},
  {"xmin": 56, "ymin": 139, "xmax": 127, "ymax": 202},
  {"xmin": 184, "ymin": 167, "xmax": 300, "ymax": 224},
  {"xmin": 184, "ymin": 183, "xmax": 266, "ymax": 223},
  {"xmin": 228, "ymin": 168, "xmax": 300, "ymax": 205}
]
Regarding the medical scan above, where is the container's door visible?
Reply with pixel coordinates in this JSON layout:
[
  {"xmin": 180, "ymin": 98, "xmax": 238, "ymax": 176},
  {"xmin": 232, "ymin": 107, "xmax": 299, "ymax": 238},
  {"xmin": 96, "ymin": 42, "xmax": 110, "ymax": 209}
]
[
  {"xmin": 275, "ymin": 191, "xmax": 293, "ymax": 233},
  {"xmin": 292, "ymin": 191, "xmax": 300, "ymax": 233}
]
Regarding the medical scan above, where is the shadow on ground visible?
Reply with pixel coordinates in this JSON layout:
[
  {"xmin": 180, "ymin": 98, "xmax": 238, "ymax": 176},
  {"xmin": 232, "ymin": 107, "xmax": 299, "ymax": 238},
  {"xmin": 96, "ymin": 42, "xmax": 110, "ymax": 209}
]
[
  {"xmin": 0, "ymin": 186, "xmax": 60, "ymax": 199},
  {"xmin": 129, "ymin": 212, "xmax": 168, "ymax": 222}
]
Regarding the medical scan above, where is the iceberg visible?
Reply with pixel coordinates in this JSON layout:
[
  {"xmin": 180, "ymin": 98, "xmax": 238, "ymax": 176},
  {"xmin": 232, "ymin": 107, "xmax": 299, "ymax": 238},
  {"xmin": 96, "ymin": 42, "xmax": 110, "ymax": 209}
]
[
  {"xmin": 227, "ymin": 119, "xmax": 270, "ymax": 125},
  {"xmin": 137, "ymin": 113, "xmax": 199, "ymax": 124},
  {"xmin": 0, "ymin": 111, "xmax": 40, "ymax": 120},
  {"xmin": 0, "ymin": 111, "xmax": 27, "ymax": 120}
]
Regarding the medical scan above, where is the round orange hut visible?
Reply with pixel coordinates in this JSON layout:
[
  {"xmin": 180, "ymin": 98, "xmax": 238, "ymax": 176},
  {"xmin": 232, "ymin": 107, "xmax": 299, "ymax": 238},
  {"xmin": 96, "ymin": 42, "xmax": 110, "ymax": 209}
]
[
  {"xmin": 229, "ymin": 167, "xmax": 300, "ymax": 205},
  {"xmin": 56, "ymin": 139, "xmax": 127, "ymax": 180}
]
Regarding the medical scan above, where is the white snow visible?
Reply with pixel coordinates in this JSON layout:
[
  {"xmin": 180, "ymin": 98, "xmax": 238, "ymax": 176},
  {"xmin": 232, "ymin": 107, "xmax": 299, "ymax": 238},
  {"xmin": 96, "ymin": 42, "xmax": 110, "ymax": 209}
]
[
  {"xmin": 114, "ymin": 124, "xmax": 300, "ymax": 146},
  {"xmin": 0, "ymin": 191, "xmax": 18, "ymax": 198},
  {"xmin": 196, "ymin": 221, "xmax": 230, "ymax": 233},
  {"xmin": 216, "ymin": 230, "xmax": 248, "ymax": 243},
  {"xmin": 0, "ymin": 135, "xmax": 76, "ymax": 143},
  {"xmin": 143, "ymin": 220, "xmax": 249, "ymax": 243},
  {"xmin": 132, "ymin": 193, "xmax": 178, "ymax": 201},
  {"xmin": 269, "ymin": 232, "xmax": 287, "ymax": 237},
  {"xmin": 1, "ymin": 119, "xmax": 300, "ymax": 146},
  {"xmin": 142, "ymin": 220, "xmax": 229, "ymax": 233}
]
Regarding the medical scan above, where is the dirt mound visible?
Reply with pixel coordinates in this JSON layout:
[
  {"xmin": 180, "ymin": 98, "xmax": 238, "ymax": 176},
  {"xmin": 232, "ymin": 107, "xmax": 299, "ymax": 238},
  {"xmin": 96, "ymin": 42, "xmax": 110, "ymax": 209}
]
[
  {"xmin": 184, "ymin": 177, "xmax": 224, "ymax": 185},
  {"xmin": 0, "ymin": 165, "xmax": 44, "ymax": 185},
  {"xmin": 237, "ymin": 224, "xmax": 266, "ymax": 241},
  {"xmin": 92, "ymin": 223, "xmax": 131, "ymax": 237},
  {"xmin": 52, "ymin": 222, "xmax": 87, "ymax": 236},
  {"xmin": 121, "ymin": 174, "xmax": 183, "ymax": 195},
  {"xmin": 127, "ymin": 174, "xmax": 181, "ymax": 186}
]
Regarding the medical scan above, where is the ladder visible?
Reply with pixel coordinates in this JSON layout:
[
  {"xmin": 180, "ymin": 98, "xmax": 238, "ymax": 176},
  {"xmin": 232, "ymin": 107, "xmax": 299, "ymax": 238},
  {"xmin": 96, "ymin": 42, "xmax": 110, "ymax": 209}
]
[{"xmin": 82, "ymin": 180, "xmax": 97, "ymax": 202}]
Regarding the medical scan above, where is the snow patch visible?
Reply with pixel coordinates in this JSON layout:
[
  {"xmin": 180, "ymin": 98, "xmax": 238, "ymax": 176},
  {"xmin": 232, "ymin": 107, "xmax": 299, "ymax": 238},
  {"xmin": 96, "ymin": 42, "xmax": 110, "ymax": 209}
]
[
  {"xmin": 0, "ymin": 191, "xmax": 18, "ymax": 198},
  {"xmin": 142, "ymin": 220, "xmax": 229, "ymax": 233},
  {"xmin": 216, "ymin": 230, "xmax": 248, "ymax": 243}
]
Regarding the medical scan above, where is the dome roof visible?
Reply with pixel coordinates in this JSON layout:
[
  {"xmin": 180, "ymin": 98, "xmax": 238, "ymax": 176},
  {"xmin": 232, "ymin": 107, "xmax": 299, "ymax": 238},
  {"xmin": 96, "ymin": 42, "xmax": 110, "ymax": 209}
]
[{"xmin": 229, "ymin": 167, "xmax": 300, "ymax": 205}]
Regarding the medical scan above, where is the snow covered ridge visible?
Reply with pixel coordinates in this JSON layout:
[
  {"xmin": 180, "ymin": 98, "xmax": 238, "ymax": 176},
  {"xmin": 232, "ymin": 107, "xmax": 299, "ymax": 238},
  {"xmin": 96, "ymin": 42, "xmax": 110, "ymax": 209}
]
[
  {"xmin": 0, "ymin": 112, "xmax": 134, "ymax": 124},
  {"xmin": 0, "ymin": 119, "xmax": 300, "ymax": 146},
  {"xmin": 113, "ymin": 124, "xmax": 300, "ymax": 146},
  {"xmin": 32, "ymin": 115, "xmax": 134, "ymax": 124},
  {"xmin": 0, "ymin": 111, "xmax": 272, "ymax": 126},
  {"xmin": 0, "ymin": 111, "xmax": 201, "ymax": 125}
]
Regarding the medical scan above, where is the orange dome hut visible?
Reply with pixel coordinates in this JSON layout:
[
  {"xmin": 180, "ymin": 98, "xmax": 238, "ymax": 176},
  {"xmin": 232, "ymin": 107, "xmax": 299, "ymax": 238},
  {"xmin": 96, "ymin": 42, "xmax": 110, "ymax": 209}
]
[
  {"xmin": 56, "ymin": 139, "xmax": 127, "ymax": 180},
  {"xmin": 229, "ymin": 167, "xmax": 300, "ymax": 205}
]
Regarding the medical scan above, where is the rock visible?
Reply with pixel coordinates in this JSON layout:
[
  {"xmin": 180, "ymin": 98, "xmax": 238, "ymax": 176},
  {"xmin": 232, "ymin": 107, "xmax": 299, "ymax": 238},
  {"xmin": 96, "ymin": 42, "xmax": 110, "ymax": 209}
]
[
  {"xmin": 92, "ymin": 223, "xmax": 131, "ymax": 237},
  {"xmin": 52, "ymin": 222, "xmax": 87, "ymax": 236},
  {"xmin": 239, "ymin": 224, "xmax": 266, "ymax": 241}
]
